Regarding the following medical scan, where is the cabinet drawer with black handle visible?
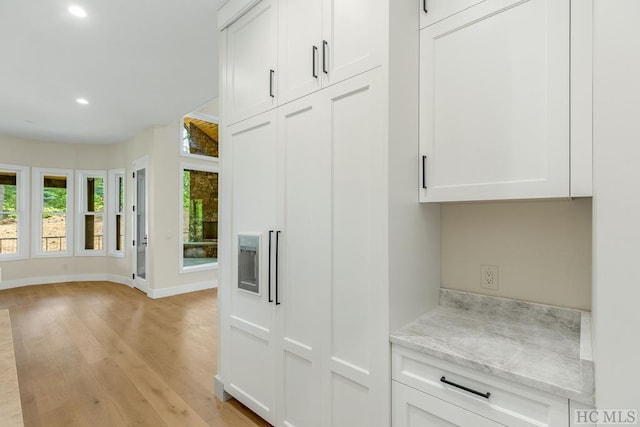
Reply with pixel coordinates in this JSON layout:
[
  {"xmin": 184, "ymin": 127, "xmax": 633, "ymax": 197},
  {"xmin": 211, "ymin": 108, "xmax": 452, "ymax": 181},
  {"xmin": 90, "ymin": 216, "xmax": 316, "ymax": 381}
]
[{"xmin": 392, "ymin": 346, "xmax": 569, "ymax": 427}]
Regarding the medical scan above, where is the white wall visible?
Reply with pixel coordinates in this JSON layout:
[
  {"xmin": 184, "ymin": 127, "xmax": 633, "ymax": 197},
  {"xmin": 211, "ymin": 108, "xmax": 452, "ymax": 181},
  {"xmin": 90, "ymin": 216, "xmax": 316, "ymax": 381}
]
[
  {"xmin": 146, "ymin": 121, "xmax": 219, "ymax": 296},
  {"xmin": 441, "ymin": 199, "xmax": 592, "ymax": 310},
  {"xmin": 592, "ymin": 0, "xmax": 640, "ymax": 410}
]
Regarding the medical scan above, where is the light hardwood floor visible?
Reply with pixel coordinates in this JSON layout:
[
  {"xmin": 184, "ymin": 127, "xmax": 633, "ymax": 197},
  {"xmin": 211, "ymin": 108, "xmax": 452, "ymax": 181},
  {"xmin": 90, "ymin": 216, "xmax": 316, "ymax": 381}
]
[{"xmin": 0, "ymin": 281, "xmax": 270, "ymax": 427}]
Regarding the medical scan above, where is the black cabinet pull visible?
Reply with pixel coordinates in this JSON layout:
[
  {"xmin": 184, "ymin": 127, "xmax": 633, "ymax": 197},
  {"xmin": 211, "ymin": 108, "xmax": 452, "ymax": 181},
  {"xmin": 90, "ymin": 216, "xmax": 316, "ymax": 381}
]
[
  {"xmin": 322, "ymin": 40, "xmax": 329, "ymax": 74},
  {"xmin": 275, "ymin": 231, "xmax": 281, "ymax": 305},
  {"xmin": 440, "ymin": 376, "xmax": 491, "ymax": 399},
  {"xmin": 312, "ymin": 46, "xmax": 318, "ymax": 78},
  {"xmin": 423, "ymin": 0, "xmax": 428, "ymax": 14},
  {"xmin": 422, "ymin": 155, "xmax": 427, "ymax": 189},
  {"xmin": 269, "ymin": 69, "xmax": 275, "ymax": 98},
  {"xmin": 268, "ymin": 230, "xmax": 273, "ymax": 303}
]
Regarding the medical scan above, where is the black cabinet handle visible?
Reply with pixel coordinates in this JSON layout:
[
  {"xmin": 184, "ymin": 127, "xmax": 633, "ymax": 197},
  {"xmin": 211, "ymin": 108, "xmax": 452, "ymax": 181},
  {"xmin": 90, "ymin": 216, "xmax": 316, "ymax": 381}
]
[
  {"xmin": 268, "ymin": 230, "xmax": 273, "ymax": 303},
  {"xmin": 423, "ymin": 0, "xmax": 428, "ymax": 14},
  {"xmin": 275, "ymin": 231, "xmax": 281, "ymax": 305},
  {"xmin": 269, "ymin": 69, "xmax": 275, "ymax": 98},
  {"xmin": 422, "ymin": 155, "xmax": 427, "ymax": 189},
  {"xmin": 322, "ymin": 40, "xmax": 328, "ymax": 74},
  {"xmin": 312, "ymin": 46, "xmax": 318, "ymax": 78},
  {"xmin": 440, "ymin": 376, "xmax": 491, "ymax": 399}
]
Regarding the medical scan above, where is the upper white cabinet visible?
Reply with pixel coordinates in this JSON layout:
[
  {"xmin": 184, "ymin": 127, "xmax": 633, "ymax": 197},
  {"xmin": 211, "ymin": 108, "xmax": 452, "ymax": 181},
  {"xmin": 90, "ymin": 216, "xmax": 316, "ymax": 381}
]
[
  {"xmin": 419, "ymin": 0, "xmax": 591, "ymax": 202},
  {"xmin": 278, "ymin": 0, "xmax": 383, "ymax": 104},
  {"xmin": 223, "ymin": 0, "xmax": 278, "ymax": 125},
  {"xmin": 221, "ymin": 0, "xmax": 384, "ymax": 122}
]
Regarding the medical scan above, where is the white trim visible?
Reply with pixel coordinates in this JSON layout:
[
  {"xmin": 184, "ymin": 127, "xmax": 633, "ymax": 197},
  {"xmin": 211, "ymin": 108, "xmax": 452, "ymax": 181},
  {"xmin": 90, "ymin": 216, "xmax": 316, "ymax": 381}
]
[
  {"xmin": 107, "ymin": 168, "xmax": 126, "ymax": 258},
  {"xmin": 0, "ymin": 274, "xmax": 133, "ymax": 291},
  {"xmin": 185, "ymin": 112, "xmax": 219, "ymax": 123},
  {"xmin": 179, "ymin": 162, "xmax": 219, "ymax": 274},
  {"xmin": 32, "ymin": 167, "xmax": 74, "ymax": 258},
  {"xmin": 218, "ymin": 0, "xmax": 262, "ymax": 30},
  {"xmin": 180, "ymin": 115, "xmax": 220, "ymax": 161},
  {"xmin": 148, "ymin": 280, "xmax": 217, "ymax": 299},
  {"xmin": 0, "ymin": 163, "xmax": 30, "ymax": 261},
  {"xmin": 75, "ymin": 170, "xmax": 107, "ymax": 257}
]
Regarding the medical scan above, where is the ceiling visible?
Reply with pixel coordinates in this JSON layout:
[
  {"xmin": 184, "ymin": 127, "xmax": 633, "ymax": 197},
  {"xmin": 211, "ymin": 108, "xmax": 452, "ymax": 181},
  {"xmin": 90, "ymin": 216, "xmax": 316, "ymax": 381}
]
[{"xmin": 0, "ymin": 0, "xmax": 221, "ymax": 145}]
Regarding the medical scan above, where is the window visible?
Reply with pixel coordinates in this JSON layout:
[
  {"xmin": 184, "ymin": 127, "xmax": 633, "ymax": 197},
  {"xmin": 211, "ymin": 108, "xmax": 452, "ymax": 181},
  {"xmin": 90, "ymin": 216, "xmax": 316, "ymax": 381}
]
[
  {"xmin": 180, "ymin": 163, "xmax": 218, "ymax": 272},
  {"xmin": 76, "ymin": 171, "xmax": 106, "ymax": 256},
  {"xmin": 33, "ymin": 168, "xmax": 73, "ymax": 257},
  {"xmin": 107, "ymin": 169, "xmax": 125, "ymax": 257},
  {"xmin": 181, "ymin": 115, "xmax": 219, "ymax": 159},
  {"xmin": 0, "ymin": 164, "xmax": 29, "ymax": 260}
]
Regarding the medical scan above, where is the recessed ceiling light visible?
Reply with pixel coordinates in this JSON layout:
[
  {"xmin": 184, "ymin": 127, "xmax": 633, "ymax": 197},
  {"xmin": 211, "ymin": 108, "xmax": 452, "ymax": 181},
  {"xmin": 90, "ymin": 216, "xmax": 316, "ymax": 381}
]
[
  {"xmin": 68, "ymin": 5, "xmax": 87, "ymax": 18},
  {"xmin": 76, "ymin": 98, "xmax": 89, "ymax": 105}
]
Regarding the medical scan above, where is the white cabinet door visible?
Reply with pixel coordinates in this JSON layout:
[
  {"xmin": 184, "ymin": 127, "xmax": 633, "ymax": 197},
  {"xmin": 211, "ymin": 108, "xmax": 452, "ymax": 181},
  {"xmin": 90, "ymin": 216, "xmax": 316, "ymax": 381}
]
[
  {"xmin": 393, "ymin": 381, "xmax": 504, "ymax": 427},
  {"xmin": 321, "ymin": 70, "xmax": 389, "ymax": 427},
  {"xmin": 278, "ymin": 0, "xmax": 323, "ymax": 104},
  {"xmin": 419, "ymin": 0, "xmax": 570, "ymax": 202},
  {"xmin": 279, "ymin": 0, "xmax": 384, "ymax": 104},
  {"xmin": 226, "ymin": 111, "xmax": 278, "ymax": 424},
  {"xmin": 225, "ymin": 0, "xmax": 278, "ymax": 125},
  {"xmin": 322, "ymin": 0, "xmax": 384, "ymax": 86},
  {"xmin": 275, "ymin": 93, "xmax": 330, "ymax": 427}
]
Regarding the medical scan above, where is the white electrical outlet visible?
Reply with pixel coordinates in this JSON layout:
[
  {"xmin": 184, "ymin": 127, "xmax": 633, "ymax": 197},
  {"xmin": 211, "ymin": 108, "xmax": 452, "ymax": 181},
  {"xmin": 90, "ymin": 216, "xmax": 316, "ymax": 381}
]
[{"xmin": 481, "ymin": 265, "xmax": 498, "ymax": 290}]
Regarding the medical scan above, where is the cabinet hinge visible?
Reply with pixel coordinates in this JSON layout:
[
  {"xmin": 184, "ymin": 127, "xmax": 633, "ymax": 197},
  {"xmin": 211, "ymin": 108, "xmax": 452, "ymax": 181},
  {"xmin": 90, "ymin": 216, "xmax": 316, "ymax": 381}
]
[
  {"xmin": 132, "ymin": 172, "xmax": 136, "ymax": 179},
  {"xmin": 132, "ymin": 273, "xmax": 135, "ymax": 280},
  {"xmin": 133, "ymin": 240, "xmax": 135, "ymax": 247}
]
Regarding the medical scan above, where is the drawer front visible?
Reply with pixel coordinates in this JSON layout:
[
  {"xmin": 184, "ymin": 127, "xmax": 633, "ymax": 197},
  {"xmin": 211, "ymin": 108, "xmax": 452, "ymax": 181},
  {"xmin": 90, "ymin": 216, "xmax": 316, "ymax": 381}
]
[
  {"xmin": 393, "ymin": 381, "xmax": 504, "ymax": 427},
  {"xmin": 392, "ymin": 346, "xmax": 568, "ymax": 427}
]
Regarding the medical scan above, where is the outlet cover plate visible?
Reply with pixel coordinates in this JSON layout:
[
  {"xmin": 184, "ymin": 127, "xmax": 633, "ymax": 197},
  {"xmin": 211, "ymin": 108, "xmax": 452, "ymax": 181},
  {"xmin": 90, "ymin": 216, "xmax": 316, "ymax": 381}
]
[{"xmin": 481, "ymin": 265, "xmax": 498, "ymax": 290}]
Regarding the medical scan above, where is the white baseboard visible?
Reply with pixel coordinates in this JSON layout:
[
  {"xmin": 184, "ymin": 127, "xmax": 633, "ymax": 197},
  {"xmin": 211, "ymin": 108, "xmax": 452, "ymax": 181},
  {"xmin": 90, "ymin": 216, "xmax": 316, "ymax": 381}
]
[
  {"xmin": 0, "ymin": 274, "xmax": 213, "ymax": 299},
  {"xmin": 148, "ymin": 280, "xmax": 217, "ymax": 299},
  {"xmin": 0, "ymin": 274, "xmax": 133, "ymax": 290}
]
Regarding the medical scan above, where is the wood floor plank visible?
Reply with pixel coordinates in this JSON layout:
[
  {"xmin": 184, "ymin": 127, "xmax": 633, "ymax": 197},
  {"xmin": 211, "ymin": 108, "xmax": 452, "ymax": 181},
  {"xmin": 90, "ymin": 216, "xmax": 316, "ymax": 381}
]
[{"xmin": 0, "ymin": 282, "xmax": 270, "ymax": 427}]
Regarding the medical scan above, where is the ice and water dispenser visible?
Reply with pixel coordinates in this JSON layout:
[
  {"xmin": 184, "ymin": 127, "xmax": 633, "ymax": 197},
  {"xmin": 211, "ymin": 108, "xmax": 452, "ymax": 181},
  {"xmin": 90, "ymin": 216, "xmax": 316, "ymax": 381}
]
[{"xmin": 238, "ymin": 234, "xmax": 260, "ymax": 294}]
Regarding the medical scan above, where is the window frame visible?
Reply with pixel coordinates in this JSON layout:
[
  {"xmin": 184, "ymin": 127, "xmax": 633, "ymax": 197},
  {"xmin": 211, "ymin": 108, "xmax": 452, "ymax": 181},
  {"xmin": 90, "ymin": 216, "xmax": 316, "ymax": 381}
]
[
  {"xmin": 0, "ymin": 163, "xmax": 29, "ymax": 261},
  {"xmin": 179, "ymin": 113, "xmax": 220, "ymax": 161},
  {"xmin": 75, "ymin": 170, "xmax": 107, "ymax": 257},
  {"xmin": 32, "ymin": 167, "xmax": 74, "ymax": 258},
  {"xmin": 107, "ymin": 169, "xmax": 126, "ymax": 258},
  {"xmin": 179, "ymin": 161, "xmax": 219, "ymax": 274}
]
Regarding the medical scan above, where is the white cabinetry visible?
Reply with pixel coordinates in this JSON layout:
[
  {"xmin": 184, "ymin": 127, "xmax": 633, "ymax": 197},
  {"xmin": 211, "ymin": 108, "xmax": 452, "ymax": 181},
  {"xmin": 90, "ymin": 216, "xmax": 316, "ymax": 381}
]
[
  {"xmin": 394, "ymin": 381, "xmax": 502, "ymax": 427},
  {"xmin": 219, "ymin": 1, "xmax": 438, "ymax": 426},
  {"xmin": 278, "ymin": 0, "xmax": 383, "ymax": 104},
  {"xmin": 222, "ymin": 0, "xmax": 384, "ymax": 122},
  {"xmin": 419, "ymin": 0, "xmax": 592, "ymax": 202},
  {"xmin": 392, "ymin": 346, "xmax": 569, "ymax": 427},
  {"xmin": 221, "ymin": 69, "xmax": 389, "ymax": 426},
  {"xmin": 223, "ymin": 0, "xmax": 278, "ymax": 125}
]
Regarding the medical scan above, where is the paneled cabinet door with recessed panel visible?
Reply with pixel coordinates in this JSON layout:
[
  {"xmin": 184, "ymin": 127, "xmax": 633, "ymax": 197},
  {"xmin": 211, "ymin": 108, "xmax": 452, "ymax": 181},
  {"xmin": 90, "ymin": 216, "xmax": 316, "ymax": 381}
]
[
  {"xmin": 278, "ymin": 0, "xmax": 384, "ymax": 104},
  {"xmin": 419, "ymin": 0, "xmax": 571, "ymax": 202},
  {"xmin": 274, "ymin": 93, "xmax": 329, "ymax": 427},
  {"xmin": 226, "ymin": 111, "xmax": 278, "ymax": 424},
  {"xmin": 224, "ymin": 0, "xmax": 278, "ymax": 125}
]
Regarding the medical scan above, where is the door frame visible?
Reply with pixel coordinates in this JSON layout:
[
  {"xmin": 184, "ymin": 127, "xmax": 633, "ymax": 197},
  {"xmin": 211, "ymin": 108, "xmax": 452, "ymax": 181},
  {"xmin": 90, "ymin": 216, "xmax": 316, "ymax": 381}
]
[{"xmin": 132, "ymin": 156, "xmax": 150, "ymax": 294}]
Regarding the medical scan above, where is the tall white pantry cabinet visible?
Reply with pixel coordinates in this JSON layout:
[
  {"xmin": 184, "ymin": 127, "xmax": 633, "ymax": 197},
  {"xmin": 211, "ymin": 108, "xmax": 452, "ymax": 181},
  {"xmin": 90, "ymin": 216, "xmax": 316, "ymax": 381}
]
[{"xmin": 215, "ymin": 0, "xmax": 440, "ymax": 426}]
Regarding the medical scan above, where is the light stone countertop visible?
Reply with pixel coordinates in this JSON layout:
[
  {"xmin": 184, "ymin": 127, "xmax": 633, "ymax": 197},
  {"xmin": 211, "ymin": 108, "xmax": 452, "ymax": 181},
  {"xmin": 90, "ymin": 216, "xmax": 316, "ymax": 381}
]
[{"xmin": 390, "ymin": 289, "xmax": 594, "ymax": 405}]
